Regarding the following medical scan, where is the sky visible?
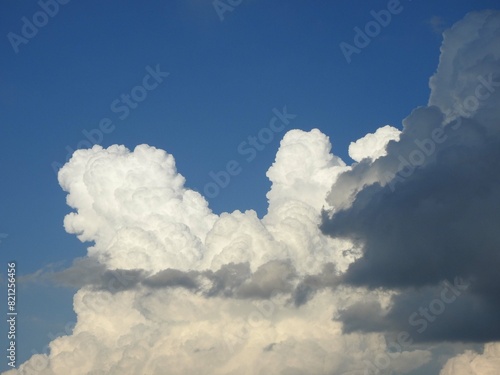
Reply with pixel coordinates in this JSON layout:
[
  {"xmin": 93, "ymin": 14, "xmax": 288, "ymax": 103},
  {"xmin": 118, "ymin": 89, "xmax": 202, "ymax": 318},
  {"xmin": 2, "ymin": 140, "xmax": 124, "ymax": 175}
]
[{"xmin": 1, "ymin": 1, "xmax": 500, "ymax": 374}]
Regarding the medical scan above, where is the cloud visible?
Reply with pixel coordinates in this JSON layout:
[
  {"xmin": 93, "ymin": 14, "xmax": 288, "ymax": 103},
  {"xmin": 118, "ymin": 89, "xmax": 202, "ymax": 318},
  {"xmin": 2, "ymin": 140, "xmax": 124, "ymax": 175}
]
[
  {"xmin": 439, "ymin": 343, "xmax": 500, "ymax": 375},
  {"xmin": 23, "ymin": 257, "xmax": 146, "ymax": 292},
  {"xmin": 11, "ymin": 129, "xmax": 427, "ymax": 375},
  {"xmin": 31, "ymin": 257, "xmax": 304, "ymax": 300},
  {"xmin": 7, "ymin": 9, "xmax": 500, "ymax": 375},
  {"xmin": 265, "ymin": 128, "xmax": 348, "ymax": 211},
  {"xmin": 348, "ymin": 125, "xmax": 401, "ymax": 163},
  {"xmin": 319, "ymin": 7, "xmax": 500, "ymax": 368}
]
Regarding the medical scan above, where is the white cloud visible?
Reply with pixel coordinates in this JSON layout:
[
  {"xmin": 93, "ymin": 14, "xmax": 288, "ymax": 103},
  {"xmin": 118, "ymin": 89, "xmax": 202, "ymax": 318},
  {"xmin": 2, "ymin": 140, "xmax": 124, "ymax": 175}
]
[
  {"xmin": 58, "ymin": 144, "xmax": 217, "ymax": 272},
  {"xmin": 440, "ymin": 343, "xmax": 500, "ymax": 375},
  {"xmin": 266, "ymin": 128, "xmax": 348, "ymax": 211},
  {"xmin": 5, "ymin": 130, "xmax": 430, "ymax": 375},
  {"xmin": 428, "ymin": 11, "xmax": 500, "ymax": 125},
  {"xmin": 348, "ymin": 125, "xmax": 401, "ymax": 163}
]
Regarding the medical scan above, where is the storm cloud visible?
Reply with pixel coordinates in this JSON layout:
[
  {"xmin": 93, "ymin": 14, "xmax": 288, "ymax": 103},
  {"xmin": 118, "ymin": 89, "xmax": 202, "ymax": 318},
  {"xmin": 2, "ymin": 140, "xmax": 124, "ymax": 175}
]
[{"xmin": 321, "ymin": 9, "xmax": 500, "ymax": 349}]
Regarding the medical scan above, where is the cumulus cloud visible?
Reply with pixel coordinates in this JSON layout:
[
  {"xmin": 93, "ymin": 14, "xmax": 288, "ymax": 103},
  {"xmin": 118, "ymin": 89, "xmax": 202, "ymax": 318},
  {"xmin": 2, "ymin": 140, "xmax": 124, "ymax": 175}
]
[
  {"xmin": 8, "ymin": 9, "xmax": 500, "ymax": 375},
  {"xmin": 58, "ymin": 144, "xmax": 218, "ymax": 273},
  {"xmin": 319, "ymin": 8, "xmax": 500, "ymax": 372},
  {"xmin": 265, "ymin": 128, "xmax": 347, "ymax": 212},
  {"xmin": 348, "ymin": 125, "xmax": 401, "ymax": 163},
  {"xmin": 439, "ymin": 343, "xmax": 500, "ymax": 375},
  {"xmin": 11, "ymin": 129, "xmax": 425, "ymax": 375}
]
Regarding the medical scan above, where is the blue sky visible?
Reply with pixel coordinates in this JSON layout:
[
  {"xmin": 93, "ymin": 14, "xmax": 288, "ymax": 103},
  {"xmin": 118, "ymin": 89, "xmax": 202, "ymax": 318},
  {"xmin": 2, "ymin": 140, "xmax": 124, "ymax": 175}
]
[{"xmin": 1, "ymin": 0, "xmax": 500, "ymax": 371}]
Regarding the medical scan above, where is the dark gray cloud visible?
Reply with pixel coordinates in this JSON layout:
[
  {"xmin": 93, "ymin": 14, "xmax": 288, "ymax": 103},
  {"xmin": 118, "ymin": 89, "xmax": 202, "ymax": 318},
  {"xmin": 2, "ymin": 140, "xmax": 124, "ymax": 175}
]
[
  {"xmin": 29, "ymin": 257, "xmax": 148, "ymax": 292},
  {"xmin": 321, "ymin": 10, "xmax": 500, "ymax": 344},
  {"xmin": 338, "ymin": 299, "xmax": 389, "ymax": 333},
  {"xmin": 322, "ymin": 113, "xmax": 500, "ymax": 342},
  {"xmin": 143, "ymin": 268, "xmax": 199, "ymax": 290},
  {"xmin": 235, "ymin": 260, "xmax": 296, "ymax": 299},
  {"xmin": 203, "ymin": 262, "xmax": 252, "ymax": 297},
  {"xmin": 322, "ymin": 115, "xmax": 500, "ymax": 289},
  {"xmin": 338, "ymin": 279, "xmax": 500, "ymax": 343},
  {"xmin": 292, "ymin": 262, "xmax": 340, "ymax": 306},
  {"xmin": 321, "ymin": 99, "xmax": 500, "ymax": 344},
  {"xmin": 31, "ymin": 257, "xmax": 342, "ymax": 303}
]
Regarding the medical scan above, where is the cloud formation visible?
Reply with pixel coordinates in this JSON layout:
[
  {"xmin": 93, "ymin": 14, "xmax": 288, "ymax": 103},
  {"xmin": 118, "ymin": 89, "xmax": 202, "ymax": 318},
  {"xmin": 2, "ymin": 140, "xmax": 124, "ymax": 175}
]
[
  {"xmin": 440, "ymin": 343, "xmax": 500, "ymax": 375},
  {"xmin": 348, "ymin": 125, "xmax": 401, "ymax": 163},
  {"xmin": 7, "ymin": 9, "xmax": 500, "ymax": 375},
  {"xmin": 319, "ymin": 8, "xmax": 500, "ymax": 372},
  {"xmin": 9, "ymin": 128, "xmax": 433, "ymax": 375}
]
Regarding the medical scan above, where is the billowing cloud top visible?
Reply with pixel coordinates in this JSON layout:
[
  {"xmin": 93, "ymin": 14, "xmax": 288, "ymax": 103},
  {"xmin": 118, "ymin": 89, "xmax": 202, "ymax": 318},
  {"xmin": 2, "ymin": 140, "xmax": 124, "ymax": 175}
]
[
  {"xmin": 348, "ymin": 125, "xmax": 401, "ymax": 163},
  {"xmin": 7, "ymin": 9, "xmax": 500, "ymax": 375},
  {"xmin": 58, "ymin": 144, "xmax": 217, "ymax": 272}
]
